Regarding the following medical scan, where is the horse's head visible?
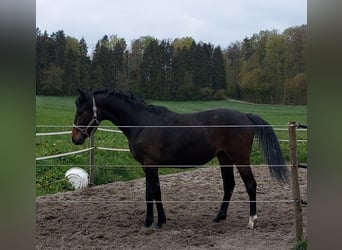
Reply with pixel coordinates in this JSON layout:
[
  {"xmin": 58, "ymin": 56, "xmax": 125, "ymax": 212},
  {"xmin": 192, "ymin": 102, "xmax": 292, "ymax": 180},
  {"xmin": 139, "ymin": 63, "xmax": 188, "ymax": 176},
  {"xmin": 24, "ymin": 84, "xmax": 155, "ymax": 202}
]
[{"xmin": 72, "ymin": 89, "xmax": 100, "ymax": 145}]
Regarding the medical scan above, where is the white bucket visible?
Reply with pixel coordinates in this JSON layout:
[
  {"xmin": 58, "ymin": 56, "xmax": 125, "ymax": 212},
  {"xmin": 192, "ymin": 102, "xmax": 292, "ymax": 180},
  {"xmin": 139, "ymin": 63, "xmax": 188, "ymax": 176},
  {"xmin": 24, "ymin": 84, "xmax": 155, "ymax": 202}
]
[{"xmin": 65, "ymin": 167, "xmax": 89, "ymax": 189}]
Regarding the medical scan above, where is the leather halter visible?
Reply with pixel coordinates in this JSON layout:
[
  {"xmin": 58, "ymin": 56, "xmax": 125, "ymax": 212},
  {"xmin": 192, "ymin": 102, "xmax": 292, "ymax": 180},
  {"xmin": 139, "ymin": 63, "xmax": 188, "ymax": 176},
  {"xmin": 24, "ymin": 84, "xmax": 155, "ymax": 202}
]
[{"xmin": 73, "ymin": 96, "xmax": 99, "ymax": 136}]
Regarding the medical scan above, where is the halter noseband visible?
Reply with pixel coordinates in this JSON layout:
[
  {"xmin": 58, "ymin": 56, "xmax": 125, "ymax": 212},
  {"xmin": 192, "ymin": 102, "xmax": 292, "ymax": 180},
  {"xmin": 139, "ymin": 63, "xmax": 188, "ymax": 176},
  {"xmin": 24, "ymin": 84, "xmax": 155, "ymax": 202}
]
[{"xmin": 73, "ymin": 96, "xmax": 100, "ymax": 137}]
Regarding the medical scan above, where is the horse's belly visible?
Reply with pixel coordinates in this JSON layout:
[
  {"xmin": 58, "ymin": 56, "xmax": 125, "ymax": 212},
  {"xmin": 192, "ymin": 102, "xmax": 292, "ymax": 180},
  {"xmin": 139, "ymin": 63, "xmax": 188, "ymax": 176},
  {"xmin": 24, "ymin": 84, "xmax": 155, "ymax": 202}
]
[
  {"xmin": 130, "ymin": 128, "xmax": 216, "ymax": 166},
  {"xmin": 161, "ymin": 143, "xmax": 216, "ymax": 166}
]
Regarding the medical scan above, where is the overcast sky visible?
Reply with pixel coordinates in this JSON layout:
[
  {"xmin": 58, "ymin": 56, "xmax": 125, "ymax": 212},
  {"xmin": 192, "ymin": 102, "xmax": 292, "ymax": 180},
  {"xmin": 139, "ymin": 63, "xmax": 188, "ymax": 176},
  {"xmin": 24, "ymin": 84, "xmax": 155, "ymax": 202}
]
[{"xmin": 36, "ymin": 0, "xmax": 306, "ymax": 51}]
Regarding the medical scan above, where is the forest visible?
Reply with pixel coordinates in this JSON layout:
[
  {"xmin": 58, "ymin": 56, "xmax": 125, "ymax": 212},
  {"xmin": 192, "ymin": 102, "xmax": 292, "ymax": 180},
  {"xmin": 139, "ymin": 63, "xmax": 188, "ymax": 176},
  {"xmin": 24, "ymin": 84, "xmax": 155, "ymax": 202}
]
[{"xmin": 36, "ymin": 24, "xmax": 306, "ymax": 104}]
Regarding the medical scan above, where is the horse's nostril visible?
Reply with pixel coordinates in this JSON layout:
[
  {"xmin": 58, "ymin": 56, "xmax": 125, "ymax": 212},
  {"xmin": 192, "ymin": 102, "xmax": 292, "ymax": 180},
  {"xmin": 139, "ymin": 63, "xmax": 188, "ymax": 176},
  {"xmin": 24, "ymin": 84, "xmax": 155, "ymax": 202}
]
[{"xmin": 72, "ymin": 135, "xmax": 84, "ymax": 145}]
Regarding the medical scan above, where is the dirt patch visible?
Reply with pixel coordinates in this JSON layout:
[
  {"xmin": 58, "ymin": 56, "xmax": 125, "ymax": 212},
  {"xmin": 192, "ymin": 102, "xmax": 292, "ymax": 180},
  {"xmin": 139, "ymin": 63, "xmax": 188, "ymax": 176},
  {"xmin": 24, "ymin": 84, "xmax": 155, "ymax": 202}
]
[{"xmin": 36, "ymin": 166, "xmax": 307, "ymax": 249}]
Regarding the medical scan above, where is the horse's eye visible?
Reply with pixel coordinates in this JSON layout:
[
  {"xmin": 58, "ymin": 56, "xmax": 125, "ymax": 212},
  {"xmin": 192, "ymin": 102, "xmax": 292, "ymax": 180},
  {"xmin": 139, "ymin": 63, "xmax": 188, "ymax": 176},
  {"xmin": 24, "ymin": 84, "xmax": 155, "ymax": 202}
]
[
  {"xmin": 77, "ymin": 106, "xmax": 85, "ymax": 114},
  {"xmin": 77, "ymin": 109, "xmax": 84, "ymax": 116}
]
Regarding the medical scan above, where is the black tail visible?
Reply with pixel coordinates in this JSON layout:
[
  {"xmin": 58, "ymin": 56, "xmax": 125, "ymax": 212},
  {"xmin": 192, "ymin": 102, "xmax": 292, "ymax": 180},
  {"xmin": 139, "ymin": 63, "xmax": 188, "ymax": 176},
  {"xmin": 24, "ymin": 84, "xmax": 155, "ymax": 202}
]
[{"xmin": 247, "ymin": 113, "xmax": 289, "ymax": 184}]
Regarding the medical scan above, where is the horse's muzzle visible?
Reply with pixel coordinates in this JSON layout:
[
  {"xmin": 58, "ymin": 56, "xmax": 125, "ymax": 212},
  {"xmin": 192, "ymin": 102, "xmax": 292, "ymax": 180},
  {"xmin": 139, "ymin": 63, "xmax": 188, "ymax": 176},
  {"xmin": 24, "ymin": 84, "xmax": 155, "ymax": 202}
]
[{"xmin": 71, "ymin": 128, "xmax": 86, "ymax": 145}]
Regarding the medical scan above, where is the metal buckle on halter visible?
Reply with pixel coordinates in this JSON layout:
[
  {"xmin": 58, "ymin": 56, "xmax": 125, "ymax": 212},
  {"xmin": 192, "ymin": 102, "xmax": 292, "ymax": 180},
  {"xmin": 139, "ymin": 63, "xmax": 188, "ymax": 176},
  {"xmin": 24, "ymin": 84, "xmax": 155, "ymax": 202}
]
[{"xmin": 73, "ymin": 123, "xmax": 88, "ymax": 136}]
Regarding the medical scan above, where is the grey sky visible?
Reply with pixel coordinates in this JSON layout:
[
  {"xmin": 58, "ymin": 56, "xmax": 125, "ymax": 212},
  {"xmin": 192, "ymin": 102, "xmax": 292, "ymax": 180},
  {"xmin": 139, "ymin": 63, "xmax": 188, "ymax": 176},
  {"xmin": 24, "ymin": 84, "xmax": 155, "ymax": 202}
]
[{"xmin": 36, "ymin": 0, "xmax": 307, "ymax": 51}]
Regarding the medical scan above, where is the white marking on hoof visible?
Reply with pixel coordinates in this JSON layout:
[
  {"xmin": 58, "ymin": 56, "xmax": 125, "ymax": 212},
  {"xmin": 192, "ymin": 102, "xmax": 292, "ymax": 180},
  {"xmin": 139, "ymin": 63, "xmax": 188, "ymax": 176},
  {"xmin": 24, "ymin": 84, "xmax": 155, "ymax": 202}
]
[{"xmin": 247, "ymin": 214, "xmax": 258, "ymax": 229}]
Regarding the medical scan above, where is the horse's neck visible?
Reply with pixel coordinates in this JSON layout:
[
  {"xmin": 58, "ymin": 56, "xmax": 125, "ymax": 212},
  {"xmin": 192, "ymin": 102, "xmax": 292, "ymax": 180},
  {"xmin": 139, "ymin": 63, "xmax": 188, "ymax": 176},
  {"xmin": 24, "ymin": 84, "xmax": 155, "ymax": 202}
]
[{"xmin": 98, "ymin": 95, "xmax": 147, "ymax": 136}]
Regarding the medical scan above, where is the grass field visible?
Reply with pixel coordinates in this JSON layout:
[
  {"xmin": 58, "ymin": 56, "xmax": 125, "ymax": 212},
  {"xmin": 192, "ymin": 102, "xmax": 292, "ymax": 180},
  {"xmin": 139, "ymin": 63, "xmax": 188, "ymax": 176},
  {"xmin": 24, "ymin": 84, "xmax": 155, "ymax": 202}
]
[{"xmin": 36, "ymin": 96, "xmax": 307, "ymax": 196}]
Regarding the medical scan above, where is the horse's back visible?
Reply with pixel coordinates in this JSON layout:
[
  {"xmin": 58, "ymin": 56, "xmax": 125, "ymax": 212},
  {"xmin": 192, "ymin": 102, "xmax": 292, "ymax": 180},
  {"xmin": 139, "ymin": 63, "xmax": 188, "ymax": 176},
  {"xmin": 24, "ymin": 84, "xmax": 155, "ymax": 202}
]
[{"xmin": 193, "ymin": 108, "xmax": 251, "ymax": 126}]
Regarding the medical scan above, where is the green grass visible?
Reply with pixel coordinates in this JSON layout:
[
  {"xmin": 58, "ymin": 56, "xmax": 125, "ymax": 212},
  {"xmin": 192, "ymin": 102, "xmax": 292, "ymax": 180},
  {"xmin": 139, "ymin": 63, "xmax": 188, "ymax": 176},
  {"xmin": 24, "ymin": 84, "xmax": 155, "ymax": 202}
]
[
  {"xmin": 293, "ymin": 239, "xmax": 307, "ymax": 250},
  {"xmin": 36, "ymin": 96, "xmax": 307, "ymax": 196}
]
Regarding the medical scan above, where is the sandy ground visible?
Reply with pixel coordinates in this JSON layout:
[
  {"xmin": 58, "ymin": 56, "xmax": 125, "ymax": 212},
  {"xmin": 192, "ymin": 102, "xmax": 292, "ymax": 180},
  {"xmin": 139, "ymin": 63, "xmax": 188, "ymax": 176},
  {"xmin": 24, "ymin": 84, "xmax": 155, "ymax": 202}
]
[{"xmin": 36, "ymin": 166, "xmax": 307, "ymax": 249}]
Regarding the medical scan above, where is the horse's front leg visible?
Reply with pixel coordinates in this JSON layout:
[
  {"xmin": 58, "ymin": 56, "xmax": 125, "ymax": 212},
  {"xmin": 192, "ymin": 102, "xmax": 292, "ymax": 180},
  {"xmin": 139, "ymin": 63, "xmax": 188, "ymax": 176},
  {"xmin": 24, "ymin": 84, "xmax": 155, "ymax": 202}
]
[
  {"xmin": 143, "ymin": 166, "xmax": 166, "ymax": 228},
  {"xmin": 144, "ymin": 167, "xmax": 154, "ymax": 227}
]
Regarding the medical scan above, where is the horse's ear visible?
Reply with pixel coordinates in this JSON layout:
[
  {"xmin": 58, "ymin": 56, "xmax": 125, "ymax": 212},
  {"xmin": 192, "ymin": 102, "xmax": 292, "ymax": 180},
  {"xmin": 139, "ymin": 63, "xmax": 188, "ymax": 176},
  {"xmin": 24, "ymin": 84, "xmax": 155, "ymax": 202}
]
[
  {"xmin": 78, "ymin": 88, "xmax": 85, "ymax": 96},
  {"xmin": 77, "ymin": 88, "xmax": 84, "ymax": 95},
  {"xmin": 77, "ymin": 88, "xmax": 92, "ymax": 104}
]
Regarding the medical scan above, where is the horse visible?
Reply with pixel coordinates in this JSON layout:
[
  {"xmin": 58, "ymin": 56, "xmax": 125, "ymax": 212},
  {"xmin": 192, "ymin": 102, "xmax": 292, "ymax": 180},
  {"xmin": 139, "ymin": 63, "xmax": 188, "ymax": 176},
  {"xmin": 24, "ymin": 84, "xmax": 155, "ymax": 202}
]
[{"xmin": 72, "ymin": 88, "xmax": 289, "ymax": 229}]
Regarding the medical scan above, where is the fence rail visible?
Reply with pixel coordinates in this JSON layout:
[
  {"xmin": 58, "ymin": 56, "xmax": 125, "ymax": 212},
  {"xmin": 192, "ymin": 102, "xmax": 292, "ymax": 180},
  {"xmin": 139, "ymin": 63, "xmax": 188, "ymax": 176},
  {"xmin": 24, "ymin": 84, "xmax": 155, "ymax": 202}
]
[
  {"xmin": 36, "ymin": 124, "xmax": 307, "ymax": 161},
  {"xmin": 36, "ymin": 147, "xmax": 94, "ymax": 161}
]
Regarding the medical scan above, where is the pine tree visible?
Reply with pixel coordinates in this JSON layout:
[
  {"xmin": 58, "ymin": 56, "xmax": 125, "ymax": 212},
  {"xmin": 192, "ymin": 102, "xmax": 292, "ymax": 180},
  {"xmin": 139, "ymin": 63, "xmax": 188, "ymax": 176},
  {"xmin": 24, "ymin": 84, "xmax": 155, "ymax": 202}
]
[
  {"xmin": 63, "ymin": 49, "xmax": 79, "ymax": 95},
  {"xmin": 51, "ymin": 30, "xmax": 66, "ymax": 69},
  {"xmin": 212, "ymin": 46, "xmax": 226, "ymax": 94},
  {"xmin": 79, "ymin": 38, "xmax": 91, "ymax": 90}
]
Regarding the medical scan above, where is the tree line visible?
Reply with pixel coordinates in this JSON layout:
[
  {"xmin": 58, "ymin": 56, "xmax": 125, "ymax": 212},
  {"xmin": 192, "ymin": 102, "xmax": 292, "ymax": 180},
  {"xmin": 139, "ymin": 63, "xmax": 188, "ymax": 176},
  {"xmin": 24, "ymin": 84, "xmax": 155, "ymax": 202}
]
[{"xmin": 36, "ymin": 24, "xmax": 306, "ymax": 104}]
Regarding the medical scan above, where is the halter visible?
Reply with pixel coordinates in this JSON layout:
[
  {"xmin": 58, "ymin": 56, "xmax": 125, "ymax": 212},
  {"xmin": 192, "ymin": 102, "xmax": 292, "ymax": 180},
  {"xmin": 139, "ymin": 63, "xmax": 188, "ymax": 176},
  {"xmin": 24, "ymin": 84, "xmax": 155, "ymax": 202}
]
[{"xmin": 73, "ymin": 96, "xmax": 100, "ymax": 137}]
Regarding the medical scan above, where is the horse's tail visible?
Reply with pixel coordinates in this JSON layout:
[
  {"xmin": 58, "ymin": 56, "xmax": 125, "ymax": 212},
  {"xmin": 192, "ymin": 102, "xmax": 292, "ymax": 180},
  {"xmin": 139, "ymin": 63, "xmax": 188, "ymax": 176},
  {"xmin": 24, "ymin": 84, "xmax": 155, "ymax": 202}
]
[{"xmin": 247, "ymin": 113, "xmax": 289, "ymax": 184}]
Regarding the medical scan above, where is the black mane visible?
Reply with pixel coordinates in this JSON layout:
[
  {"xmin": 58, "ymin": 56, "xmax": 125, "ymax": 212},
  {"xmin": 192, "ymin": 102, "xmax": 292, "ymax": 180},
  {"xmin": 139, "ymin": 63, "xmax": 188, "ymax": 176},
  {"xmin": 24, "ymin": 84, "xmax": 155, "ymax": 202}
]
[{"xmin": 93, "ymin": 89, "xmax": 170, "ymax": 114}]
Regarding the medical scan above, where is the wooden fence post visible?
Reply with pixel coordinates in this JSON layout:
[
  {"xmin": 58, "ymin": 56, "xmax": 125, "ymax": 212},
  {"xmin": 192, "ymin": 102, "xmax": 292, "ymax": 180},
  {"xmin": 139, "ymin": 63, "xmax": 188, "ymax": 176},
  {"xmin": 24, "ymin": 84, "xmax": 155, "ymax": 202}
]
[
  {"xmin": 89, "ymin": 131, "xmax": 95, "ymax": 186},
  {"xmin": 288, "ymin": 121, "xmax": 303, "ymax": 241}
]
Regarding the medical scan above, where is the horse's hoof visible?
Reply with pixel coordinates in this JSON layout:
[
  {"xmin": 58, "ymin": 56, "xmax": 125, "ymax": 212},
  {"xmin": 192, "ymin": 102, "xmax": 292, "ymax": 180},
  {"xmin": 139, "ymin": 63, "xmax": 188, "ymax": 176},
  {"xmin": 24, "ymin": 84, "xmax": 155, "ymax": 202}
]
[
  {"xmin": 155, "ymin": 217, "xmax": 166, "ymax": 229},
  {"xmin": 144, "ymin": 219, "xmax": 153, "ymax": 227},
  {"xmin": 213, "ymin": 214, "xmax": 226, "ymax": 223},
  {"xmin": 160, "ymin": 216, "xmax": 167, "ymax": 223},
  {"xmin": 247, "ymin": 214, "xmax": 258, "ymax": 229},
  {"xmin": 155, "ymin": 222, "xmax": 164, "ymax": 229}
]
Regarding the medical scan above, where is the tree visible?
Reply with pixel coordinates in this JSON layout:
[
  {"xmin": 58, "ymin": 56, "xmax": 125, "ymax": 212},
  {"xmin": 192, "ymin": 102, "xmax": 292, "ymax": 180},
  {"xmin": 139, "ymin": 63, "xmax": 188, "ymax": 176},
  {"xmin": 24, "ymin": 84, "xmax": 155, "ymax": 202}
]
[
  {"xmin": 240, "ymin": 67, "xmax": 271, "ymax": 103},
  {"xmin": 36, "ymin": 28, "xmax": 51, "ymax": 94},
  {"xmin": 91, "ymin": 36, "xmax": 116, "ymax": 88},
  {"xmin": 79, "ymin": 38, "xmax": 91, "ymax": 89},
  {"xmin": 40, "ymin": 65, "xmax": 64, "ymax": 95},
  {"xmin": 212, "ymin": 46, "xmax": 226, "ymax": 94},
  {"xmin": 193, "ymin": 42, "xmax": 214, "ymax": 96},
  {"xmin": 61, "ymin": 37, "xmax": 81, "ymax": 95},
  {"xmin": 159, "ymin": 39, "xmax": 173, "ymax": 99},
  {"xmin": 171, "ymin": 39, "xmax": 196, "ymax": 99},
  {"xmin": 128, "ymin": 38, "xmax": 145, "ymax": 93},
  {"xmin": 283, "ymin": 25, "xmax": 307, "ymax": 78},
  {"xmin": 90, "ymin": 42, "xmax": 105, "ymax": 90},
  {"xmin": 112, "ymin": 37, "xmax": 127, "ymax": 86},
  {"xmin": 241, "ymin": 36, "xmax": 257, "ymax": 60},
  {"xmin": 36, "ymin": 25, "xmax": 306, "ymax": 103},
  {"xmin": 264, "ymin": 32, "xmax": 286, "ymax": 103},
  {"xmin": 63, "ymin": 49, "xmax": 79, "ymax": 95},
  {"xmin": 140, "ymin": 38, "xmax": 161, "ymax": 98},
  {"xmin": 172, "ymin": 37, "xmax": 195, "ymax": 50},
  {"xmin": 51, "ymin": 30, "xmax": 66, "ymax": 68},
  {"xmin": 224, "ymin": 42, "xmax": 242, "ymax": 99},
  {"xmin": 283, "ymin": 73, "xmax": 306, "ymax": 104}
]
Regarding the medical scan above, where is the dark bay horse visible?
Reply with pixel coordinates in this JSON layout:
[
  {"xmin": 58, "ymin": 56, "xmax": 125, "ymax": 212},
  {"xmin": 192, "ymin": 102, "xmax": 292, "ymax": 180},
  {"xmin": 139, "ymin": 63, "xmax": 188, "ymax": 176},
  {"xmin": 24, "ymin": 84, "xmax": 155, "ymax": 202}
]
[{"xmin": 72, "ymin": 89, "xmax": 289, "ymax": 229}]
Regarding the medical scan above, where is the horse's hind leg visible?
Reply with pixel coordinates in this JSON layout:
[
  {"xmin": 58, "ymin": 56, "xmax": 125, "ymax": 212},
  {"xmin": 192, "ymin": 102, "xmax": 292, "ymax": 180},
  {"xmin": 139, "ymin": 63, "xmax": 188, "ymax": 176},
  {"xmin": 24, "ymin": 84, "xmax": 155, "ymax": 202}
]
[
  {"xmin": 154, "ymin": 173, "xmax": 166, "ymax": 228},
  {"xmin": 236, "ymin": 164, "xmax": 258, "ymax": 229},
  {"xmin": 214, "ymin": 152, "xmax": 235, "ymax": 222}
]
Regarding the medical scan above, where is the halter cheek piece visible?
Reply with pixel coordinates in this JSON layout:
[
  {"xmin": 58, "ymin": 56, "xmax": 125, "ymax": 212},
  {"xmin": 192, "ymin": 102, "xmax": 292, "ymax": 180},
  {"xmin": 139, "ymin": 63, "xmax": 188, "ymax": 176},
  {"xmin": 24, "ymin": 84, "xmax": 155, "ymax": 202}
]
[{"xmin": 73, "ymin": 96, "xmax": 100, "ymax": 137}]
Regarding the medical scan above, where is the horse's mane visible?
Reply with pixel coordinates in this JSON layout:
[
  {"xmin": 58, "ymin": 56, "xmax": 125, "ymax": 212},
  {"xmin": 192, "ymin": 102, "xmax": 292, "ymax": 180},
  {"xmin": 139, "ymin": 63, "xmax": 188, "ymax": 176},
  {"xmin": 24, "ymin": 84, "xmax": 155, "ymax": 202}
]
[{"xmin": 93, "ymin": 89, "xmax": 170, "ymax": 114}]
